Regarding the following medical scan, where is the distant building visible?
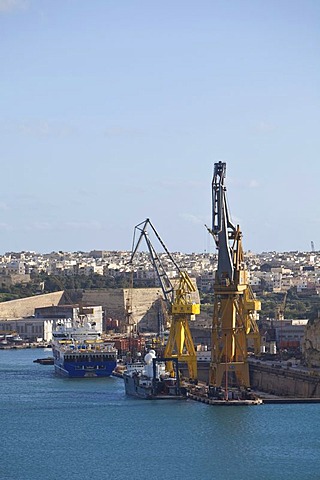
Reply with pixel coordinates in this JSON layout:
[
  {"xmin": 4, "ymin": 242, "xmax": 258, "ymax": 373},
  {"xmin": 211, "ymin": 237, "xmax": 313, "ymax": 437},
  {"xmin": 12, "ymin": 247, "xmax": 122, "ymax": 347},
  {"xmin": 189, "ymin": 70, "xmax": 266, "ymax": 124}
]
[
  {"xmin": 0, "ymin": 305, "xmax": 103, "ymax": 343},
  {"xmin": 0, "ymin": 318, "xmax": 45, "ymax": 343},
  {"xmin": 274, "ymin": 319, "xmax": 308, "ymax": 350},
  {"xmin": 34, "ymin": 305, "xmax": 103, "ymax": 342}
]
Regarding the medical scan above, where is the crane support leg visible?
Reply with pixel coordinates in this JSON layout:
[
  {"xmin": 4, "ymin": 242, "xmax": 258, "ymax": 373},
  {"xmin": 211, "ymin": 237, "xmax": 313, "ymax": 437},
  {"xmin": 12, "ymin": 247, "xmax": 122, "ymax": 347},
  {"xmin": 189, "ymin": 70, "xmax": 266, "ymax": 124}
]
[
  {"xmin": 164, "ymin": 316, "xmax": 197, "ymax": 381},
  {"xmin": 210, "ymin": 292, "xmax": 250, "ymax": 388}
]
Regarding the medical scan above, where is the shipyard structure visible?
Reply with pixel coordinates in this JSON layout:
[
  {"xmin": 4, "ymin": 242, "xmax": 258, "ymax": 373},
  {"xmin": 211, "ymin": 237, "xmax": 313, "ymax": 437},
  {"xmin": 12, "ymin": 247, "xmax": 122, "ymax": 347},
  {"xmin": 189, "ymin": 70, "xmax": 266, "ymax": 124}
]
[
  {"xmin": 0, "ymin": 287, "xmax": 172, "ymax": 341},
  {"xmin": 0, "ymin": 162, "xmax": 320, "ymax": 400}
]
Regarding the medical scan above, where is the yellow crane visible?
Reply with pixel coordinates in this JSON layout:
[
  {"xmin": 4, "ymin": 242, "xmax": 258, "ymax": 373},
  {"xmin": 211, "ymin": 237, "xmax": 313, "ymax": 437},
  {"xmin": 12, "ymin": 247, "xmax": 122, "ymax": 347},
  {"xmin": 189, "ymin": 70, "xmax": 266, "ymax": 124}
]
[
  {"xmin": 128, "ymin": 218, "xmax": 200, "ymax": 381},
  {"xmin": 207, "ymin": 162, "xmax": 261, "ymax": 391},
  {"xmin": 165, "ymin": 270, "xmax": 200, "ymax": 380},
  {"xmin": 275, "ymin": 291, "xmax": 287, "ymax": 322}
]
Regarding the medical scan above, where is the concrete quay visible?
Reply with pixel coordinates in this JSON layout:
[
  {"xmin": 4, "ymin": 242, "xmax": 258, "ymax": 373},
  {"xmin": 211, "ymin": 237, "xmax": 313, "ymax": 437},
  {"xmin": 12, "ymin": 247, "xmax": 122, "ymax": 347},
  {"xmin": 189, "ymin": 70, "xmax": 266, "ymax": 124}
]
[
  {"xmin": 261, "ymin": 397, "xmax": 320, "ymax": 404},
  {"xmin": 0, "ymin": 342, "xmax": 50, "ymax": 350},
  {"xmin": 250, "ymin": 361, "xmax": 320, "ymax": 398},
  {"xmin": 187, "ymin": 360, "xmax": 320, "ymax": 401}
]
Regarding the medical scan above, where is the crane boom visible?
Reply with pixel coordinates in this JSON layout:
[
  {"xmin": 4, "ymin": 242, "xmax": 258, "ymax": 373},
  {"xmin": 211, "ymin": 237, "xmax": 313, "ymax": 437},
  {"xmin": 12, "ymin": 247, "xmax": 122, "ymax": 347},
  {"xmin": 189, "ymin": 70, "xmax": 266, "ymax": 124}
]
[
  {"xmin": 129, "ymin": 218, "xmax": 179, "ymax": 305},
  {"xmin": 211, "ymin": 161, "xmax": 236, "ymax": 283},
  {"xmin": 128, "ymin": 218, "xmax": 199, "ymax": 380}
]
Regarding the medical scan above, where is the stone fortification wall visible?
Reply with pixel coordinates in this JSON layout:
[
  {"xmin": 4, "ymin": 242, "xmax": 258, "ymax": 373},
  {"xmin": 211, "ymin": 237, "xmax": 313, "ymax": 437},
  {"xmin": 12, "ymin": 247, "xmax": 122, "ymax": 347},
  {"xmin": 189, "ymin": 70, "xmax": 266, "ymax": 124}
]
[
  {"xmin": 81, "ymin": 287, "xmax": 162, "ymax": 331},
  {"xmin": 250, "ymin": 363, "xmax": 320, "ymax": 397},
  {"xmin": 302, "ymin": 318, "xmax": 320, "ymax": 367},
  {"xmin": 0, "ymin": 291, "xmax": 65, "ymax": 319},
  {"xmin": 126, "ymin": 287, "xmax": 164, "ymax": 332},
  {"xmin": 0, "ymin": 284, "xmax": 200, "ymax": 333},
  {"xmin": 82, "ymin": 289, "xmax": 127, "ymax": 321},
  {"xmin": 195, "ymin": 362, "xmax": 320, "ymax": 397},
  {"xmin": 0, "ymin": 274, "xmax": 31, "ymax": 287}
]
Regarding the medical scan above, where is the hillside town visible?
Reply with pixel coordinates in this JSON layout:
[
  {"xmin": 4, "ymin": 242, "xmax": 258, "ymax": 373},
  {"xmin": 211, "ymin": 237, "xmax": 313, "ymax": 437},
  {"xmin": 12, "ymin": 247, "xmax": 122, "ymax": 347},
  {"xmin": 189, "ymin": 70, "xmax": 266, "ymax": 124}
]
[
  {"xmin": 0, "ymin": 248, "xmax": 319, "ymax": 296},
  {"xmin": 0, "ymin": 248, "xmax": 319, "ymax": 362}
]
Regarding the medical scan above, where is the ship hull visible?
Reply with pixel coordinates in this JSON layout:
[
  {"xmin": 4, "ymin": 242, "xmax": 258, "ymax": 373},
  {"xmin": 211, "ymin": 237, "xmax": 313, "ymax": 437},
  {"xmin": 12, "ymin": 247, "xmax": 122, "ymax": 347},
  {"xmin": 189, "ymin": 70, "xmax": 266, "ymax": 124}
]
[
  {"xmin": 52, "ymin": 346, "xmax": 117, "ymax": 378},
  {"xmin": 54, "ymin": 359, "xmax": 117, "ymax": 378},
  {"xmin": 123, "ymin": 373, "xmax": 153, "ymax": 398},
  {"xmin": 123, "ymin": 372, "xmax": 186, "ymax": 399}
]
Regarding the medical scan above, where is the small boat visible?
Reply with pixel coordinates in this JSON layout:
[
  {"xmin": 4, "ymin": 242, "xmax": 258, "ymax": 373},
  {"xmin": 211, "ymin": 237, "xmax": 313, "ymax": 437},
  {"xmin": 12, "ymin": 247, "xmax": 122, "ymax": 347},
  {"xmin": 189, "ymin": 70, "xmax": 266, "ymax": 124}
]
[
  {"xmin": 112, "ymin": 363, "xmax": 126, "ymax": 378},
  {"xmin": 123, "ymin": 350, "xmax": 187, "ymax": 399},
  {"xmin": 12, "ymin": 335, "xmax": 24, "ymax": 343},
  {"xmin": 51, "ymin": 319, "xmax": 117, "ymax": 378},
  {"xmin": 33, "ymin": 357, "xmax": 54, "ymax": 365}
]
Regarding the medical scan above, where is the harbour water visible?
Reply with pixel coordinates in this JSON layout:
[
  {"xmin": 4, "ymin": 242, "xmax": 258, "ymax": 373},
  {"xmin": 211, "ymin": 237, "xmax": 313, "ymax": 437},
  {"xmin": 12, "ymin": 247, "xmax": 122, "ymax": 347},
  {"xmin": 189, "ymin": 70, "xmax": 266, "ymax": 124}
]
[{"xmin": 1, "ymin": 349, "xmax": 320, "ymax": 480}]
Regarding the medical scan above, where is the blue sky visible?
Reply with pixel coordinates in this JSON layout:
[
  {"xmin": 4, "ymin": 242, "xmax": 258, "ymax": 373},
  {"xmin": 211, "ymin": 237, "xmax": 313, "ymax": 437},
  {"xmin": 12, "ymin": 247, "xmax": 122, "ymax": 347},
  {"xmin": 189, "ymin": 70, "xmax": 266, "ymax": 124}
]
[{"xmin": 0, "ymin": 0, "xmax": 319, "ymax": 254}]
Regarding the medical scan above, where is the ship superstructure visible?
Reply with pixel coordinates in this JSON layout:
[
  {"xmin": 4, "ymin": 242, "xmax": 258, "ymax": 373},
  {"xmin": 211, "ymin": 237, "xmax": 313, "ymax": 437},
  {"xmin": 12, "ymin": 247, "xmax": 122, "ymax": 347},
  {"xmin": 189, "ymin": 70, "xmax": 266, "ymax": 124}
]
[
  {"xmin": 123, "ymin": 350, "xmax": 186, "ymax": 399},
  {"xmin": 52, "ymin": 317, "xmax": 117, "ymax": 378}
]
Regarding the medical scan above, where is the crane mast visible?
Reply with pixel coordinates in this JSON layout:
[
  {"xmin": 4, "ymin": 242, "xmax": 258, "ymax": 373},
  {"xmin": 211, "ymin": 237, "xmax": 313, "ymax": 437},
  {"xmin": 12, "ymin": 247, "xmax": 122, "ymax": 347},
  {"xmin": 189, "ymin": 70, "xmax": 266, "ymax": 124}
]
[
  {"xmin": 128, "ymin": 218, "xmax": 200, "ymax": 381},
  {"xmin": 208, "ymin": 161, "xmax": 261, "ymax": 390}
]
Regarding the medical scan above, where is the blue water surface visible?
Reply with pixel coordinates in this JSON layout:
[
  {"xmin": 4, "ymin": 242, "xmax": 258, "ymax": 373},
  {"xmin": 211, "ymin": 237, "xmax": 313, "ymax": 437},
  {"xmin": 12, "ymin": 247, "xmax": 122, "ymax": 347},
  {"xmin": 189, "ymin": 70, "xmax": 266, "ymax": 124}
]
[{"xmin": 0, "ymin": 349, "xmax": 319, "ymax": 480}]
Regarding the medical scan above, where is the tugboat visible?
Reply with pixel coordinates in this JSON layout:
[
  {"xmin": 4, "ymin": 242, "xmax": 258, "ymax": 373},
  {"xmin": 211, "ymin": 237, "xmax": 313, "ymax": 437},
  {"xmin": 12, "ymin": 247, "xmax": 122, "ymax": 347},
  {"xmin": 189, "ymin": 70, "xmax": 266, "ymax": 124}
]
[{"xmin": 123, "ymin": 350, "xmax": 187, "ymax": 399}]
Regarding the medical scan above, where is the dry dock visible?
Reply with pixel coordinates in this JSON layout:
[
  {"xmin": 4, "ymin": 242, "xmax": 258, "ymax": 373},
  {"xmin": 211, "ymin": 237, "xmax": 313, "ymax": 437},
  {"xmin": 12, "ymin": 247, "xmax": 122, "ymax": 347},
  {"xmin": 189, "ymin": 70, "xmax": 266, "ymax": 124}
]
[
  {"xmin": 249, "ymin": 361, "xmax": 320, "ymax": 398},
  {"xmin": 185, "ymin": 361, "xmax": 320, "ymax": 404}
]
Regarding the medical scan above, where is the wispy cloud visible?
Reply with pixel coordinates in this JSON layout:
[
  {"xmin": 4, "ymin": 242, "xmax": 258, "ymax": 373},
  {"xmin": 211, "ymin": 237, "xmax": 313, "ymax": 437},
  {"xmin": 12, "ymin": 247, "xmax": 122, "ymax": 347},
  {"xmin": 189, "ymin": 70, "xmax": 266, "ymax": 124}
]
[
  {"xmin": 248, "ymin": 179, "xmax": 259, "ymax": 188},
  {"xmin": 0, "ymin": 119, "xmax": 77, "ymax": 137},
  {"xmin": 0, "ymin": 0, "xmax": 27, "ymax": 13},
  {"xmin": 0, "ymin": 222, "xmax": 12, "ymax": 231},
  {"xmin": 158, "ymin": 179, "xmax": 205, "ymax": 190},
  {"xmin": 18, "ymin": 120, "xmax": 76, "ymax": 137},
  {"xmin": 10, "ymin": 194, "xmax": 64, "ymax": 212},
  {"xmin": 0, "ymin": 201, "xmax": 9, "ymax": 211},
  {"xmin": 254, "ymin": 121, "xmax": 277, "ymax": 134},
  {"xmin": 104, "ymin": 126, "xmax": 144, "ymax": 137},
  {"xmin": 122, "ymin": 185, "xmax": 147, "ymax": 195},
  {"xmin": 180, "ymin": 213, "xmax": 205, "ymax": 225},
  {"xmin": 28, "ymin": 221, "xmax": 103, "ymax": 232},
  {"xmin": 64, "ymin": 221, "xmax": 103, "ymax": 230},
  {"xmin": 31, "ymin": 222, "xmax": 55, "ymax": 231},
  {"xmin": 229, "ymin": 176, "xmax": 260, "ymax": 189}
]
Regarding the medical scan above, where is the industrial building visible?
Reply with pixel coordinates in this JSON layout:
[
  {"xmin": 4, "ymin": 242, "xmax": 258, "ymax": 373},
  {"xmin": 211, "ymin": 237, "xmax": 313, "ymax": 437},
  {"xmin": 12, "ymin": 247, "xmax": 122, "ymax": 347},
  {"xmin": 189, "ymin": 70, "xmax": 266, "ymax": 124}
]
[{"xmin": 0, "ymin": 305, "xmax": 103, "ymax": 343}]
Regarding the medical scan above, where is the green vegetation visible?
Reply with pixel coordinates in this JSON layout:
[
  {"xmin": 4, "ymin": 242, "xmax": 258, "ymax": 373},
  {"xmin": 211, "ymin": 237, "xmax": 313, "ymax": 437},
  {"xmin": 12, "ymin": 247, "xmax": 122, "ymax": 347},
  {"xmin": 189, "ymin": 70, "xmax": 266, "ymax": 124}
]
[
  {"xmin": 1, "ymin": 275, "xmax": 320, "ymax": 323},
  {"xmin": 198, "ymin": 289, "xmax": 320, "ymax": 323},
  {"xmin": 40, "ymin": 273, "xmax": 132, "ymax": 291},
  {"xmin": 0, "ymin": 273, "xmax": 132, "ymax": 302},
  {"xmin": 258, "ymin": 290, "xmax": 320, "ymax": 321}
]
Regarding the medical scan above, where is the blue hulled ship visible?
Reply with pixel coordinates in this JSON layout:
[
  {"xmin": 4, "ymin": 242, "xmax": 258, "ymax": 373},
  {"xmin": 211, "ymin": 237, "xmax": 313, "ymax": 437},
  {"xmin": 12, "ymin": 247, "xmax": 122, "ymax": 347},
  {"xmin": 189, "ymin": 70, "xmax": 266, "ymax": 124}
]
[{"xmin": 52, "ymin": 319, "xmax": 117, "ymax": 378}]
